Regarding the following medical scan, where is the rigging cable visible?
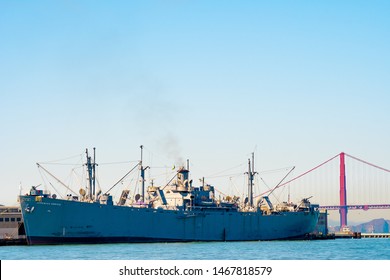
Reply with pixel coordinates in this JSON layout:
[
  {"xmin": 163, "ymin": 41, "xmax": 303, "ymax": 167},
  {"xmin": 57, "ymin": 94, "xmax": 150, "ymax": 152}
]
[
  {"xmin": 98, "ymin": 160, "xmax": 139, "ymax": 165},
  {"xmin": 161, "ymin": 171, "xmax": 179, "ymax": 190},
  {"xmin": 38, "ymin": 168, "xmax": 63, "ymax": 199},
  {"xmin": 49, "ymin": 182, "xmax": 62, "ymax": 198},
  {"xmin": 37, "ymin": 163, "xmax": 77, "ymax": 196},
  {"xmin": 260, "ymin": 177, "xmax": 282, "ymax": 204},
  {"xmin": 257, "ymin": 153, "xmax": 340, "ymax": 197},
  {"xmin": 38, "ymin": 153, "xmax": 83, "ymax": 164},
  {"xmin": 268, "ymin": 166, "xmax": 295, "ymax": 197},
  {"xmin": 205, "ymin": 163, "xmax": 245, "ymax": 178},
  {"xmin": 104, "ymin": 162, "xmax": 139, "ymax": 195}
]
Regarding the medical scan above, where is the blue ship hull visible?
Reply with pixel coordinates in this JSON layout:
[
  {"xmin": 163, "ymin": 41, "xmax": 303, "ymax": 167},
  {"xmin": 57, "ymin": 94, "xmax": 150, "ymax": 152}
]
[{"xmin": 20, "ymin": 195, "xmax": 319, "ymax": 245}]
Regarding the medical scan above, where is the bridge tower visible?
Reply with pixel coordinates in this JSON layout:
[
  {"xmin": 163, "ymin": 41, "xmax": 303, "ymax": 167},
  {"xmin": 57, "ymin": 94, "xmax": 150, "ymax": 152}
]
[{"xmin": 339, "ymin": 152, "xmax": 348, "ymax": 228}]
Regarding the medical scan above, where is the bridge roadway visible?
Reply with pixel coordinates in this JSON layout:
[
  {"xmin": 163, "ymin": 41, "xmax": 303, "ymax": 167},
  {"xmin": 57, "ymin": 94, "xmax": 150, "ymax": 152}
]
[{"xmin": 319, "ymin": 204, "xmax": 390, "ymax": 210}]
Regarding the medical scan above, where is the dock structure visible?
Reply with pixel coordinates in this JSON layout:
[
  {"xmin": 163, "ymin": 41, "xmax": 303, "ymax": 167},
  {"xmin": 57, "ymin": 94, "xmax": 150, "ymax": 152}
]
[
  {"xmin": 0, "ymin": 237, "xmax": 27, "ymax": 246},
  {"xmin": 333, "ymin": 232, "xmax": 361, "ymax": 239},
  {"xmin": 0, "ymin": 205, "xmax": 25, "ymax": 242},
  {"xmin": 361, "ymin": 233, "xmax": 390, "ymax": 238}
]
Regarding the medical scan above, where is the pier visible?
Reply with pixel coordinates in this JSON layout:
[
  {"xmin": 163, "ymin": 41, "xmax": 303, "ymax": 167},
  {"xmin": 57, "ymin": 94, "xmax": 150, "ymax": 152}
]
[
  {"xmin": 361, "ymin": 233, "xmax": 390, "ymax": 238},
  {"xmin": 0, "ymin": 237, "xmax": 27, "ymax": 246}
]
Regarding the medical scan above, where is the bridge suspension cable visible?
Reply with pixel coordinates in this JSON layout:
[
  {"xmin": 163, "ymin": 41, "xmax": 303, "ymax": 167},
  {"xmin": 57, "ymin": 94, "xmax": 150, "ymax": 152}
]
[
  {"xmin": 345, "ymin": 153, "xmax": 390, "ymax": 173},
  {"xmin": 256, "ymin": 153, "xmax": 340, "ymax": 197}
]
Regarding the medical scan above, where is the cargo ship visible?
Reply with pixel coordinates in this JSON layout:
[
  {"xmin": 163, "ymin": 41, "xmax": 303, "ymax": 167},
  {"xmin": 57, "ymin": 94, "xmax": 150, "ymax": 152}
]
[{"xmin": 20, "ymin": 147, "xmax": 319, "ymax": 245}]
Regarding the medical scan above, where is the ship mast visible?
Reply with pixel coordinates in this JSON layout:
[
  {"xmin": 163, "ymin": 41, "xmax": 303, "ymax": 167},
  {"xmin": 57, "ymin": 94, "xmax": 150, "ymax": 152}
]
[
  {"xmin": 246, "ymin": 152, "xmax": 257, "ymax": 207},
  {"xmin": 139, "ymin": 145, "xmax": 149, "ymax": 203},
  {"xmin": 85, "ymin": 148, "xmax": 97, "ymax": 201}
]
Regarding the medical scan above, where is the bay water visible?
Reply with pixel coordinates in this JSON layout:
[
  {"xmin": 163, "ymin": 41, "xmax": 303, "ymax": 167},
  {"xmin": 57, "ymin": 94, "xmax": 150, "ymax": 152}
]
[{"xmin": 1, "ymin": 238, "xmax": 389, "ymax": 260}]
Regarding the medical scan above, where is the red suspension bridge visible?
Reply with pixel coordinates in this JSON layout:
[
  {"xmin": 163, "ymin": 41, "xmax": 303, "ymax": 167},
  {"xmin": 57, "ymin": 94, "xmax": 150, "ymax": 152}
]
[
  {"xmin": 260, "ymin": 152, "xmax": 390, "ymax": 228},
  {"xmin": 324, "ymin": 152, "xmax": 390, "ymax": 227}
]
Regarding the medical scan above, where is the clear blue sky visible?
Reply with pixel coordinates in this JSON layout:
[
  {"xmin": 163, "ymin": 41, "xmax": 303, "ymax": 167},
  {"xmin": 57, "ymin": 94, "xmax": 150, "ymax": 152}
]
[{"xmin": 1, "ymin": 1, "xmax": 389, "ymax": 222}]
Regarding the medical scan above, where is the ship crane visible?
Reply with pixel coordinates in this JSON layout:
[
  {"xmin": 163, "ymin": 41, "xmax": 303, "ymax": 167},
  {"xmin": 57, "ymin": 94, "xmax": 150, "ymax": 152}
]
[{"xmin": 36, "ymin": 163, "xmax": 77, "ymax": 197}]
